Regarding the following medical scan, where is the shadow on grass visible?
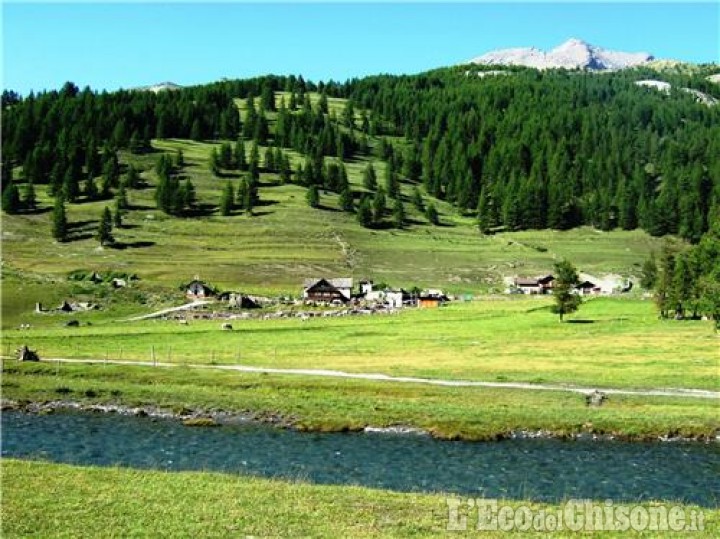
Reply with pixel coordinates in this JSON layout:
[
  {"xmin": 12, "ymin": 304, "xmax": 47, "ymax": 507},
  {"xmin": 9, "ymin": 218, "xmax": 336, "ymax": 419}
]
[
  {"xmin": 20, "ymin": 207, "xmax": 52, "ymax": 216},
  {"xmin": 68, "ymin": 219, "xmax": 97, "ymax": 231},
  {"xmin": 183, "ymin": 204, "xmax": 216, "ymax": 217},
  {"xmin": 567, "ymin": 319, "xmax": 595, "ymax": 324},
  {"xmin": 254, "ymin": 198, "xmax": 279, "ymax": 208},
  {"xmin": 110, "ymin": 241, "xmax": 156, "ymax": 250}
]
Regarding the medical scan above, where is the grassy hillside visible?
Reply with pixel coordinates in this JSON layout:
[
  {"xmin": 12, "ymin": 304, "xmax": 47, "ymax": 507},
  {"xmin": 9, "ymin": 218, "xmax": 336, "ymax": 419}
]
[{"xmin": 2, "ymin": 93, "xmax": 666, "ymax": 305}]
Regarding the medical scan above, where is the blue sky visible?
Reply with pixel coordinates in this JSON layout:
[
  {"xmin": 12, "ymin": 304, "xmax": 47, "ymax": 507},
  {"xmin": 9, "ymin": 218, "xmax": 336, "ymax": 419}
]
[{"xmin": 3, "ymin": 2, "xmax": 718, "ymax": 94}]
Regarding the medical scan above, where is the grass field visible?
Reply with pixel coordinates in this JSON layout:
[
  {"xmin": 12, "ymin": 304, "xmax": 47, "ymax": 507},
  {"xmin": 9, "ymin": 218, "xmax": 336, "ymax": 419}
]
[
  {"xmin": 3, "ymin": 297, "xmax": 717, "ymax": 391},
  {"xmin": 3, "ymin": 355, "xmax": 718, "ymax": 441},
  {"xmin": 4, "ymin": 459, "xmax": 715, "ymax": 538}
]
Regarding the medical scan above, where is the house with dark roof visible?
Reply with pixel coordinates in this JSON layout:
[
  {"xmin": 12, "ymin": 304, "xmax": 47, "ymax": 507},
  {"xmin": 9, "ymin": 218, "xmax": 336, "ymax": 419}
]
[
  {"xmin": 512, "ymin": 274, "xmax": 555, "ymax": 294},
  {"xmin": 575, "ymin": 280, "xmax": 600, "ymax": 296},
  {"xmin": 185, "ymin": 280, "xmax": 215, "ymax": 299},
  {"xmin": 302, "ymin": 278, "xmax": 353, "ymax": 304}
]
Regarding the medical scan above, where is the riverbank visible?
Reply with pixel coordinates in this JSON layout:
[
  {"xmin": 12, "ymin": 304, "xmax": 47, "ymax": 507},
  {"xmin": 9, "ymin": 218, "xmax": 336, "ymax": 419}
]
[
  {"xmin": 2, "ymin": 398, "xmax": 718, "ymax": 443},
  {"xmin": 3, "ymin": 361, "xmax": 718, "ymax": 442},
  {"xmin": 4, "ymin": 459, "xmax": 715, "ymax": 538}
]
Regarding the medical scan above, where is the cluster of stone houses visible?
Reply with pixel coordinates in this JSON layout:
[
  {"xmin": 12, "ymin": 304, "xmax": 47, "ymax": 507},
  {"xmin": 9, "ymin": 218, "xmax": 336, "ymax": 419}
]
[
  {"xmin": 302, "ymin": 278, "xmax": 448, "ymax": 308},
  {"xmin": 507, "ymin": 274, "xmax": 631, "ymax": 296},
  {"xmin": 183, "ymin": 277, "xmax": 448, "ymax": 310}
]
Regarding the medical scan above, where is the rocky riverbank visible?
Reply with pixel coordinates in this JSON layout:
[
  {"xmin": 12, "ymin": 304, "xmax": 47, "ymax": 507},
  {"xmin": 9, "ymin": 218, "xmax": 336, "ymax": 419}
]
[{"xmin": 2, "ymin": 399, "xmax": 717, "ymax": 443}]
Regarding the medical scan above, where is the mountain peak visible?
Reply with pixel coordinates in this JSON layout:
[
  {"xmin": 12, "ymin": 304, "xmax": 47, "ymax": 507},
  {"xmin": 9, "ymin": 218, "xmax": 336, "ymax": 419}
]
[
  {"xmin": 470, "ymin": 39, "xmax": 653, "ymax": 71},
  {"xmin": 134, "ymin": 81, "xmax": 183, "ymax": 93}
]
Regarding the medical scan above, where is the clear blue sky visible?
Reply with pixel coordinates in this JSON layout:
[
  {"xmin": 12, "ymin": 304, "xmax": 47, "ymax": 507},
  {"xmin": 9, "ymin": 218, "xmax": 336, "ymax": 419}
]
[{"xmin": 3, "ymin": 2, "xmax": 718, "ymax": 94}]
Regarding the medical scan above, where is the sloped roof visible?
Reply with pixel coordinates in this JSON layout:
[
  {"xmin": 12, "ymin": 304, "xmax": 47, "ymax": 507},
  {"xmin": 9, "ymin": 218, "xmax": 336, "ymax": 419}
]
[
  {"xmin": 303, "ymin": 278, "xmax": 353, "ymax": 289},
  {"xmin": 514, "ymin": 278, "xmax": 540, "ymax": 286}
]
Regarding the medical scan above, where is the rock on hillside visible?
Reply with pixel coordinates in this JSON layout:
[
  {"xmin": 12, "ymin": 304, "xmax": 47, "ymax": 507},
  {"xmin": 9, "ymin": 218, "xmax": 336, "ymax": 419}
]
[
  {"xmin": 635, "ymin": 79, "xmax": 718, "ymax": 106},
  {"xmin": 470, "ymin": 38, "xmax": 653, "ymax": 71}
]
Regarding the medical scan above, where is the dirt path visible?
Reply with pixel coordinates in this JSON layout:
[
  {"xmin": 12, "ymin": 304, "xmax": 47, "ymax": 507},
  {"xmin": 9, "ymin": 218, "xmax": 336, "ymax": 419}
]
[
  {"xmin": 121, "ymin": 301, "xmax": 212, "ymax": 321},
  {"xmin": 36, "ymin": 358, "xmax": 720, "ymax": 400}
]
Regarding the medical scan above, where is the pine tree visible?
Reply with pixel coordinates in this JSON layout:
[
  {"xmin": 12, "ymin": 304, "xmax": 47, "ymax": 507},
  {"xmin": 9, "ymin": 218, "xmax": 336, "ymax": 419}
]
[
  {"xmin": 363, "ymin": 163, "xmax": 377, "ymax": 191},
  {"xmin": 97, "ymin": 206, "xmax": 114, "ymax": 246},
  {"xmin": 2, "ymin": 182, "xmax": 21, "ymax": 214},
  {"xmin": 112, "ymin": 185, "xmax": 127, "ymax": 212},
  {"xmin": 23, "ymin": 180, "xmax": 37, "ymax": 211},
  {"xmin": 84, "ymin": 177, "xmax": 99, "ymax": 201},
  {"xmin": 243, "ymin": 181, "xmax": 254, "ymax": 215},
  {"xmin": 317, "ymin": 92, "xmax": 328, "ymax": 114},
  {"xmin": 220, "ymin": 181, "xmax": 234, "ymax": 216},
  {"xmin": 412, "ymin": 186, "xmax": 425, "ymax": 213},
  {"xmin": 125, "ymin": 165, "xmax": 140, "ymax": 189},
  {"xmin": 372, "ymin": 186, "xmax": 386, "ymax": 225},
  {"xmin": 232, "ymin": 138, "xmax": 245, "ymax": 171},
  {"xmin": 209, "ymin": 148, "xmax": 220, "ymax": 176},
  {"xmin": 339, "ymin": 187, "xmax": 354, "ymax": 212},
  {"xmin": 551, "ymin": 259, "xmax": 582, "ymax": 322},
  {"xmin": 219, "ymin": 142, "xmax": 233, "ymax": 169},
  {"xmin": 51, "ymin": 197, "xmax": 68, "ymax": 242},
  {"xmin": 640, "ymin": 253, "xmax": 658, "ymax": 290},
  {"xmin": 306, "ymin": 185, "xmax": 320, "ymax": 208},
  {"xmin": 175, "ymin": 149, "xmax": 185, "ymax": 169},
  {"xmin": 357, "ymin": 196, "xmax": 373, "ymax": 228},
  {"xmin": 62, "ymin": 169, "xmax": 80, "ymax": 202},
  {"xmin": 113, "ymin": 199, "xmax": 123, "ymax": 228},
  {"xmin": 248, "ymin": 143, "xmax": 260, "ymax": 181},
  {"xmin": 392, "ymin": 198, "xmax": 405, "ymax": 229},
  {"xmin": 385, "ymin": 159, "xmax": 399, "ymax": 199},
  {"xmin": 425, "ymin": 202, "xmax": 439, "ymax": 225},
  {"xmin": 236, "ymin": 178, "xmax": 248, "ymax": 209},
  {"xmin": 183, "ymin": 180, "xmax": 196, "ymax": 211}
]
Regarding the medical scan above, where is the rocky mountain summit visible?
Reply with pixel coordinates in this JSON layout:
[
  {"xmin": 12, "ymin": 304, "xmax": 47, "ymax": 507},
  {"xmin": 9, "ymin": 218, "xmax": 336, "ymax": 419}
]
[{"xmin": 470, "ymin": 38, "xmax": 654, "ymax": 71}]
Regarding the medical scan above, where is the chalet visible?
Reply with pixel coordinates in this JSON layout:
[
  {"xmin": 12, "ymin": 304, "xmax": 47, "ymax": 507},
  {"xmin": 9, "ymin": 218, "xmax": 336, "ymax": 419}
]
[
  {"xmin": 512, "ymin": 275, "xmax": 554, "ymax": 295},
  {"xmin": 186, "ymin": 280, "xmax": 215, "ymax": 299},
  {"xmin": 303, "ymin": 278, "xmax": 353, "ymax": 304},
  {"xmin": 575, "ymin": 280, "xmax": 600, "ymax": 296}
]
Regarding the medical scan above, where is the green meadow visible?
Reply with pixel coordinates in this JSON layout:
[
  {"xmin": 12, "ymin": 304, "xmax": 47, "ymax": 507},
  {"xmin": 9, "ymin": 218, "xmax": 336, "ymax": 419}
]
[
  {"xmin": 4, "ymin": 460, "xmax": 716, "ymax": 538},
  {"xmin": 3, "ymin": 297, "xmax": 717, "ymax": 391}
]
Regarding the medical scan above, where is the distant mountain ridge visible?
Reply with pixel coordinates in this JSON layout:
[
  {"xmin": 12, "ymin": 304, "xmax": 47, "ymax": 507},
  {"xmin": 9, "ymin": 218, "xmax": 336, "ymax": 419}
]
[
  {"xmin": 134, "ymin": 81, "xmax": 183, "ymax": 93},
  {"xmin": 470, "ymin": 38, "xmax": 654, "ymax": 71}
]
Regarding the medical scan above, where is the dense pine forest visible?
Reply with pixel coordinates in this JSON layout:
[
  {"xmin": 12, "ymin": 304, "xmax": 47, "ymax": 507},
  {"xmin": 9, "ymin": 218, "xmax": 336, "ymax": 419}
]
[{"xmin": 2, "ymin": 65, "xmax": 719, "ymax": 243}]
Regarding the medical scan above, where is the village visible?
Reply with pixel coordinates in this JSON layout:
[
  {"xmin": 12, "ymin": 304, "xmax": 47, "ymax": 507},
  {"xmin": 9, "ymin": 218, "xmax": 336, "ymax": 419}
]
[{"xmin": 25, "ymin": 269, "xmax": 636, "ymax": 328}]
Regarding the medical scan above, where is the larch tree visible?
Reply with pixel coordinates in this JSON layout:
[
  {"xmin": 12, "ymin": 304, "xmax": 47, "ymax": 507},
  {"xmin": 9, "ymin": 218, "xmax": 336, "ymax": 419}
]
[
  {"xmin": 97, "ymin": 206, "xmax": 114, "ymax": 246},
  {"xmin": 551, "ymin": 259, "xmax": 581, "ymax": 322},
  {"xmin": 51, "ymin": 196, "xmax": 68, "ymax": 242}
]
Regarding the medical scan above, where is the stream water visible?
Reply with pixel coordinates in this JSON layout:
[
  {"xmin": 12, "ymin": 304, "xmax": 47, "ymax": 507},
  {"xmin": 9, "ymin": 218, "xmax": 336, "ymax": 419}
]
[{"xmin": 2, "ymin": 411, "xmax": 718, "ymax": 506}]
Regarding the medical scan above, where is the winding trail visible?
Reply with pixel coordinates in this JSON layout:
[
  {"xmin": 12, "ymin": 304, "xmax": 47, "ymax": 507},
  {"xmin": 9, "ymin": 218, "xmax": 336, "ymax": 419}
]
[{"xmin": 37, "ymin": 357, "xmax": 720, "ymax": 400}]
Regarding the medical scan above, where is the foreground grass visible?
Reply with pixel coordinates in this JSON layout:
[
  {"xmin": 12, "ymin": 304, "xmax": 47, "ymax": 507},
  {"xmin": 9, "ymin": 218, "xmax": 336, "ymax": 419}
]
[
  {"xmin": 2, "ymin": 459, "xmax": 716, "ymax": 538},
  {"xmin": 4, "ymin": 298, "xmax": 717, "ymax": 391},
  {"xmin": 3, "ymin": 361, "xmax": 717, "ymax": 440}
]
